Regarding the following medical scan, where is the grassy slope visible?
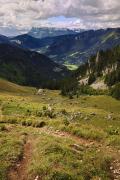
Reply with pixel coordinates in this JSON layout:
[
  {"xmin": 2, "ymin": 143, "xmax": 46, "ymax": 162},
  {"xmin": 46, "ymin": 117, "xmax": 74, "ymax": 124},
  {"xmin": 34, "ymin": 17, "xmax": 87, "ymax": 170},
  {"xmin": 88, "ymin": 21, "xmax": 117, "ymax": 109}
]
[
  {"xmin": 0, "ymin": 78, "xmax": 36, "ymax": 94},
  {"xmin": 0, "ymin": 83, "xmax": 120, "ymax": 179}
]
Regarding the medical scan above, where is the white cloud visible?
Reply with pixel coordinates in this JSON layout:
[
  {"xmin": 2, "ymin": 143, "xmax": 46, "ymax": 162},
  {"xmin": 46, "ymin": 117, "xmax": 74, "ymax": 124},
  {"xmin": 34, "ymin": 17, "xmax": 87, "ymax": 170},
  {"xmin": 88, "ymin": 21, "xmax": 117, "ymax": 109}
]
[{"xmin": 0, "ymin": 0, "xmax": 120, "ymax": 31}]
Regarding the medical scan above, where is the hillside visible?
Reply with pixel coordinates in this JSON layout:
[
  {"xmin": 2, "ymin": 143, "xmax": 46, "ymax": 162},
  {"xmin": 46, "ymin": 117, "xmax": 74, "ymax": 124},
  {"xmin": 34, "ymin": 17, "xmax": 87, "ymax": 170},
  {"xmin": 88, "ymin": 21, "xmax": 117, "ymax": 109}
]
[
  {"xmin": 10, "ymin": 28, "xmax": 120, "ymax": 65},
  {"xmin": 59, "ymin": 45, "xmax": 120, "ymax": 100},
  {"xmin": 0, "ymin": 34, "xmax": 10, "ymax": 44},
  {"xmin": 0, "ymin": 78, "xmax": 35, "ymax": 93},
  {"xmin": 45, "ymin": 28, "xmax": 120, "ymax": 64},
  {"xmin": 10, "ymin": 34, "xmax": 43, "ymax": 49},
  {"xmin": 76, "ymin": 45, "xmax": 120, "ymax": 87},
  {"xmin": 0, "ymin": 43, "xmax": 69, "ymax": 88},
  {"xmin": 0, "ymin": 85, "xmax": 120, "ymax": 180}
]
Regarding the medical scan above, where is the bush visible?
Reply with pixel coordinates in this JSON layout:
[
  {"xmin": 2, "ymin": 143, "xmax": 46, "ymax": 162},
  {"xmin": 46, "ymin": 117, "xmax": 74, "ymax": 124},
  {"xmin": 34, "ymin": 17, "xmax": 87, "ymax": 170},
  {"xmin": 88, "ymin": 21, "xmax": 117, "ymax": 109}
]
[
  {"xmin": 88, "ymin": 73, "xmax": 96, "ymax": 85},
  {"xmin": 60, "ymin": 77, "xmax": 79, "ymax": 96},
  {"xmin": 107, "ymin": 127, "xmax": 119, "ymax": 135},
  {"xmin": 32, "ymin": 121, "xmax": 46, "ymax": 128},
  {"xmin": 50, "ymin": 171, "xmax": 73, "ymax": 180},
  {"xmin": 78, "ymin": 85, "xmax": 106, "ymax": 96},
  {"xmin": 63, "ymin": 118, "xmax": 70, "ymax": 126},
  {"xmin": 61, "ymin": 109, "xmax": 68, "ymax": 115},
  {"xmin": 26, "ymin": 120, "xmax": 32, "ymax": 126},
  {"xmin": 21, "ymin": 120, "xmax": 32, "ymax": 127},
  {"xmin": 69, "ymin": 93, "xmax": 73, "ymax": 99},
  {"xmin": 21, "ymin": 120, "xmax": 27, "ymax": 126},
  {"xmin": 110, "ymin": 83, "xmax": 120, "ymax": 100},
  {"xmin": 43, "ymin": 106, "xmax": 47, "ymax": 111},
  {"xmin": 8, "ymin": 118, "xmax": 18, "ymax": 124},
  {"xmin": 36, "ymin": 110, "xmax": 42, "ymax": 117},
  {"xmin": 0, "ymin": 124, "xmax": 7, "ymax": 131},
  {"xmin": 43, "ymin": 108, "xmax": 56, "ymax": 119},
  {"xmin": 105, "ymin": 70, "xmax": 120, "ymax": 86}
]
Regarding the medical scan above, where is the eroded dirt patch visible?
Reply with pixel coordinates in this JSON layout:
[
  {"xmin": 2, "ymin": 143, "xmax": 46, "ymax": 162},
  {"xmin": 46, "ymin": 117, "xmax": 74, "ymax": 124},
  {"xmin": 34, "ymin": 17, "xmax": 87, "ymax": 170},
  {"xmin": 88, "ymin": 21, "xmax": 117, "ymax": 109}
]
[{"xmin": 8, "ymin": 136, "xmax": 33, "ymax": 180}]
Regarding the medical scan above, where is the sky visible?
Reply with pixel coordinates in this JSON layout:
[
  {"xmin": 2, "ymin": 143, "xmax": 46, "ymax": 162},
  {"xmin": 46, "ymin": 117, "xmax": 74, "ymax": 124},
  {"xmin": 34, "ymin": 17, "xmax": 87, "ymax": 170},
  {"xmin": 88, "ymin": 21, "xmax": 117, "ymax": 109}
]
[{"xmin": 0, "ymin": 0, "xmax": 120, "ymax": 36}]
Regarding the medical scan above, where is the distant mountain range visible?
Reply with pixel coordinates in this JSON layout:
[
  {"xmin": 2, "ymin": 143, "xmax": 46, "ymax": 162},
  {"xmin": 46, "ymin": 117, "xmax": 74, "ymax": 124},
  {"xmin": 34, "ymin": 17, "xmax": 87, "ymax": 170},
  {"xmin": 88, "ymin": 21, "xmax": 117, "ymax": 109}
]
[
  {"xmin": 9, "ymin": 27, "xmax": 120, "ymax": 65},
  {"xmin": 45, "ymin": 28, "xmax": 120, "ymax": 65},
  {"xmin": 28, "ymin": 27, "xmax": 84, "ymax": 39},
  {"xmin": 0, "ymin": 43, "xmax": 69, "ymax": 88},
  {"xmin": 0, "ymin": 27, "xmax": 120, "ymax": 89}
]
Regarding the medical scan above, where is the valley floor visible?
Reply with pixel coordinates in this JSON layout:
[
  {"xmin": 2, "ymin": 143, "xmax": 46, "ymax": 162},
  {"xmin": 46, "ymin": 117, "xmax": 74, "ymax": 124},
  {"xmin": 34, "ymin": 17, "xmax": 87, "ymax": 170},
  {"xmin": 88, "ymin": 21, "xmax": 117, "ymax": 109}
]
[{"xmin": 0, "ymin": 88, "xmax": 120, "ymax": 180}]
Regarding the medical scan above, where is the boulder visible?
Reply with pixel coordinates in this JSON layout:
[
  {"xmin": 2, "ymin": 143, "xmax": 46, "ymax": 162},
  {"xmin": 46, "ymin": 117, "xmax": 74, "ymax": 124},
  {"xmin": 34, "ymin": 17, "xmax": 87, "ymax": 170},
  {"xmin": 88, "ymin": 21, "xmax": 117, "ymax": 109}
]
[{"xmin": 36, "ymin": 89, "xmax": 45, "ymax": 95}]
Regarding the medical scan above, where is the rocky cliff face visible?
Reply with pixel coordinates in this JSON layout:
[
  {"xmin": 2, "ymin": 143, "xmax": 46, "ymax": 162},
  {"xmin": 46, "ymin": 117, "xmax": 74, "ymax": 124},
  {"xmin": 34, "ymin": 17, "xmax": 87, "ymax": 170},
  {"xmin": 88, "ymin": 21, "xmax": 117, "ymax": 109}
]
[{"xmin": 76, "ymin": 45, "xmax": 120, "ymax": 86}]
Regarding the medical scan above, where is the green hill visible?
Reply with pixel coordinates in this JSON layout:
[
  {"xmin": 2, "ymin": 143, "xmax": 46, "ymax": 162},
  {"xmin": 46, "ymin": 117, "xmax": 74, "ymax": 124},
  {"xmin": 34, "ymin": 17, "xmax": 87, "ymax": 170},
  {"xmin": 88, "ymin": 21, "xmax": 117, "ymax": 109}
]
[{"xmin": 0, "ymin": 43, "xmax": 69, "ymax": 89}]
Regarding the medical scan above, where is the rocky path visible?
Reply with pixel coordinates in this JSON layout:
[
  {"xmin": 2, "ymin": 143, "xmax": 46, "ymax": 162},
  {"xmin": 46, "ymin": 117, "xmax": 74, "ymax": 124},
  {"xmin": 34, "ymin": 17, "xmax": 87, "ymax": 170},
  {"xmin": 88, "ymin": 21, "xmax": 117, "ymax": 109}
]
[
  {"xmin": 40, "ymin": 127, "xmax": 120, "ymax": 180},
  {"xmin": 44, "ymin": 127, "xmax": 100, "ymax": 147},
  {"xmin": 8, "ymin": 136, "xmax": 33, "ymax": 180},
  {"xmin": 7, "ymin": 126, "xmax": 120, "ymax": 180},
  {"xmin": 110, "ymin": 159, "xmax": 120, "ymax": 180}
]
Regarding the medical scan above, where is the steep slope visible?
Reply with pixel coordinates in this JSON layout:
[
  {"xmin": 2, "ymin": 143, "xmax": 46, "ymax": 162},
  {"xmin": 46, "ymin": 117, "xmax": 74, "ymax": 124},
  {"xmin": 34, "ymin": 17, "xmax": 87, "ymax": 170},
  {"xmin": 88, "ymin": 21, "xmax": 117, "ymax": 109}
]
[
  {"xmin": 0, "ymin": 34, "xmax": 10, "ymax": 44},
  {"xmin": 76, "ymin": 45, "xmax": 120, "ymax": 86},
  {"xmin": 45, "ymin": 28, "xmax": 120, "ymax": 64},
  {"xmin": 60, "ymin": 46, "xmax": 120, "ymax": 97},
  {"xmin": 11, "ymin": 28, "xmax": 120, "ymax": 65},
  {"xmin": 10, "ymin": 34, "xmax": 42, "ymax": 49},
  {"xmin": 0, "ymin": 43, "xmax": 69, "ymax": 88},
  {"xmin": 0, "ymin": 78, "xmax": 35, "ymax": 93}
]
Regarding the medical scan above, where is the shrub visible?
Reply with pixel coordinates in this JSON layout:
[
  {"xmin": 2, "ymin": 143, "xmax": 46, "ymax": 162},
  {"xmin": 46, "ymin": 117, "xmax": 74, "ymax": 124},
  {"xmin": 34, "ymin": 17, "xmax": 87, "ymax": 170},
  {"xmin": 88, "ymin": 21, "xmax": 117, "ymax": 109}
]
[
  {"xmin": 107, "ymin": 127, "xmax": 119, "ymax": 135},
  {"xmin": 60, "ymin": 77, "xmax": 79, "ymax": 96},
  {"xmin": 43, "ymin": 106, "xmax": 47, "ymax": 111},
  {"xmin": 110, "ymin": 83, "xmax": 120, "ymax": 100},
  {"xmin": 43, "ymin": 109, "xmax": 56, "ymax": 119},
  {"xmin": 78, "ymin": 85, "xmax": 106, "ymax": 96},
  {"xmin": 61, "ymin": 109, "xmax": 68, "ymax": 115},
  {"xmin": 50, "ymin": 171, "xmax": 73, "ymax": 180},
  {"xmin": 63, "ymin": 118, "xmax": 70, "ymax": 126},
  {"xmin": 36, "ymin": 110, "xmax": 42, "ymax": 117},
  {"xmin": 8, "ymin": 118, "xmax": 17, "ymax": 124},
  {"xmin": 32, "ymin": 121, "xmax": 46, "ymax": 128},
  {"xmin": 0, "ymin": 124, "xmax": 7, "ymax": 131},
  {"xmin": 21, "ymin": 120, "xmax": 27, "ymax": 126},
  {"xmin": 105, "ymin": 70, "xmax": 120, "ymax": 86},
  {"xmin": 88, "ymin": 73, "xmax": 96, "ymax": 85},
  {"xmin": 26, "ymin": 109, "xmax": 31, "ymax": 115},
  {"xmin": 26, "ymin": 120, "xmax": 32, "ymax": 126}
]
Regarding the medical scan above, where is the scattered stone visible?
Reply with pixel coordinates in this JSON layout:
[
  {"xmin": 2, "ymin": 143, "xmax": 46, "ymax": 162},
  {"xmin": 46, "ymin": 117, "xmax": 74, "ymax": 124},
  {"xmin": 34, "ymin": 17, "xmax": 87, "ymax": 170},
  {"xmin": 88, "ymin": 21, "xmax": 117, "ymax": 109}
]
[
  {"xmin": 97, "ymin": 149, "xmax": 101, "ymax": 152},
  {"xmin": 60, "ymin": 133, "xmax": 65, "ymax": 137},
  {"xmin": 55, "ymin": 130, "xmax": 60, "ymax": 134},
  {"xmin": 84, "ymin": 116, "xmax": 89, "ymax": 120},
  {"xmin": 35, "ymin": 175, "xmax": 39, "ymax": 180},
  {"xmin": 36, "ymin": 89, "xmax": 45, "ymax": 95},
  {"xmin": 90, "ymin": 112, "xmax": 96, "ymax": 116},
  {"xmin": 70, "ymin": 144, "xmax": 84, "ymax": 151},
  {"xmin": 107, "ymin": 114, "xmax": 112, "ymax": 120},
  {"xmin": 17, "ymin": 164, "xmax": 20, "ymax": 167},
  {"xmin": 48, "ymin": 104, "xmax": 52, "ymax": 111}
]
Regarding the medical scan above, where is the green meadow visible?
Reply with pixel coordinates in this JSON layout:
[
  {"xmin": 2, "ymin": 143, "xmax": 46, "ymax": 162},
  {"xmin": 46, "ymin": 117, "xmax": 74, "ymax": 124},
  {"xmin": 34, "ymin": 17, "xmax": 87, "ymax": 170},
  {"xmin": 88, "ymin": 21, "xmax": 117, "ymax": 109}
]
[{"xmin": 0, "ymin": 79, "xmax": 120, "ymax": 180}]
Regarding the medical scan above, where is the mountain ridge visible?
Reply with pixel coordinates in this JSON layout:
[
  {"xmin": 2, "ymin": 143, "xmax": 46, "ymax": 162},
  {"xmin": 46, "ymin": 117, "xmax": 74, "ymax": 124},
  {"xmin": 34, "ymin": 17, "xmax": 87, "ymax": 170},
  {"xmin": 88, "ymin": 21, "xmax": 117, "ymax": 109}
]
[
  {"xmin": 28, "ymin": 27, "xmax": 84, "ymax": 39},
  {"xmin": 9, "ymin": 27, "xmax": 120, "ymax": 65},
  {"xmin": 0, "ymin": 43, "xmax": 69, "ymax": 88}
]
